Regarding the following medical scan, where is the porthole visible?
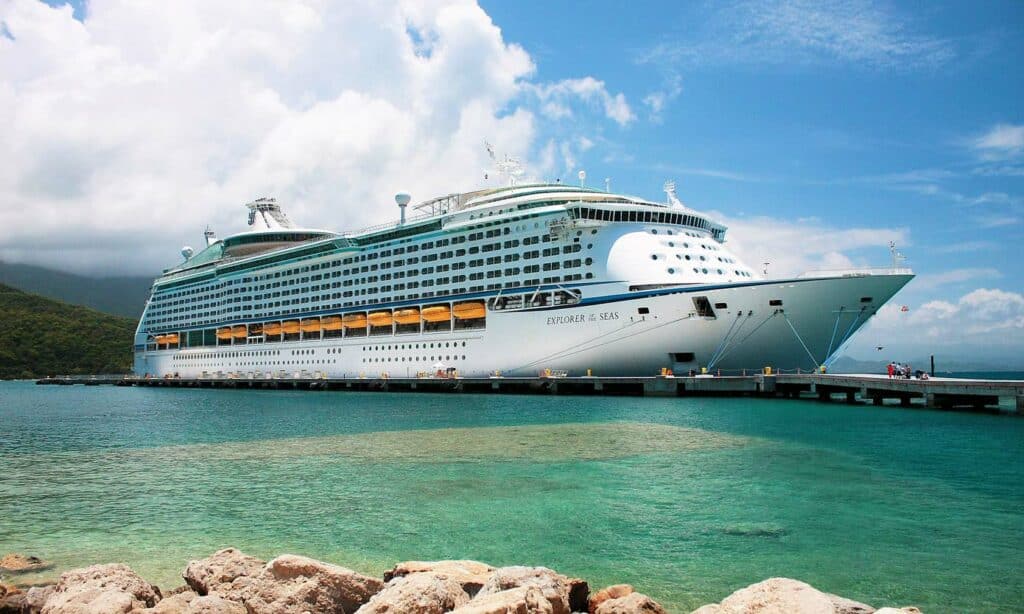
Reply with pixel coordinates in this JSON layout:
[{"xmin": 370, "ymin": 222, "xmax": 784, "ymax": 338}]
[
  {"xmin": 668, "ymin": 268, "xmax": 675, "ymax": 274},
  {"xmin": 650, "ymin": 254, "xmax": 658, "ymax": 260}
]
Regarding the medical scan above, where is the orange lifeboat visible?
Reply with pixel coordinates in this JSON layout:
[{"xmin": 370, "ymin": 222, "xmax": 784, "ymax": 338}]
[
  {"xmin": 164, "ymin": 333, "xmax": 180, "ymax": 344},
  {"xmin": 300, "ymin": 318, "xmax": 321, "ymax": 333},
  {"xmin": 263, "ymin": 322, "xmax": 282, "ymax": 335},
  {"xmin": 342, "ymin": 313, "xmax": 367, "ymax": 328},
  {"xmin": 154, "ymin": 334, "xmax": 168, "ymax": 344},
  {"xmin": 248, "ymin": 324, "xmax": 263, "ymax": 336},
  {"xmin": 393, "ymin": 307, "xmax": 421, "ymax": 325},
  {"xmin": 368, "ymin": 310, "xmax": 393, "ymax": 327},
  {"xmin": 421, "ymin": 305, "xmax": 451, "ymax": 322},
  {"xmin": 282, "ymin": 320, "xmax": 301, "ymax": 334},
  {"xmin": 216, "ymin": 327, "xmax": 233, "ymax": 340},
  {"xmin": 322, "ymin": 316, "xmax": 343, "ymax": 331},
  {"xmin": 231, "ymin": 325, "xmax": 247, "ymax": 339},
  {"xmin": 453, "ymin": 301, "xmax": 486, "ymax": 320}
]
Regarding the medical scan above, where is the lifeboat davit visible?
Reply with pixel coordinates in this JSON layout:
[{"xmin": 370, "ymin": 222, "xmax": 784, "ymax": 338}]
[
  {"xmin": 453, "ymin": 301, "xmax": 486, "ymax": 320},
  {"xmin": 368, "ymin": 310, "xmax": 393, "ymax": 327},
  {"xmin": 321, "ymin": 316, "xmax": 343, "ymax": 331},
  {"xmin": 421, "ymin": 305, "xmax": 451, "ymax": 322},
  {"xmin": 393, "ymin": 308, "xmax": 421, "ymax": 325},
  {"xmin": 342, "ymin": 313, "xmax": 367, "ymax": 328}
]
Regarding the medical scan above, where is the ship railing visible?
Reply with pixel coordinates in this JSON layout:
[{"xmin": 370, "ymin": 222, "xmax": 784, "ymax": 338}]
[
  {"xmin": 340, "ymin": 210, "xmax": 438, "ymax": 237},
  {"xmin": 796, "ymin": 267, "xmax": 913, "ymax": 279}
]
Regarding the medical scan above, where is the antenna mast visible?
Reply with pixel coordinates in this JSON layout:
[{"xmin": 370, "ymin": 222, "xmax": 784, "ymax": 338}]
[{"xmin": 485, "ymin": 140, "xmax": 524, "ymax": 187}]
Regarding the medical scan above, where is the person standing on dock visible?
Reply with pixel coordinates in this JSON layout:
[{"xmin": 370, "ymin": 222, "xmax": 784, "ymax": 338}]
[{"xmin": 887, "ymin": 362, "xmax": 895, "ymax": 378}]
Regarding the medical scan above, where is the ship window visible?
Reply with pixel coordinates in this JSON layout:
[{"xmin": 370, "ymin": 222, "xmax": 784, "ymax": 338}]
[
  {"xmin": 638, "ymin": 307, "xmax": 650, "ymax": 315},
  {"xmin": 714, "ymin": 302, "xmax": 727, "ymax": 309},
  {"xmin": 769, "ymin": 299, "xmax": 783, "ymax": 306},
  {"xmin": 860, "ymin": 296, "xmax": 873, "ymax": 303},
  {"xmin": 671, "ymin": 352, "xmax": 695, "ymax": 362}
]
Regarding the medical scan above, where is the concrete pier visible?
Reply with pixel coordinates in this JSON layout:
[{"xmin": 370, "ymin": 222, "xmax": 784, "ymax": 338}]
[{"xmin": 37, "ymin": 372, "xmax": 1023, "ymax": 414}]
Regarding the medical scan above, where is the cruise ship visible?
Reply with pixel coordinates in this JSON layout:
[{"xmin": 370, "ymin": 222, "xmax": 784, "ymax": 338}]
[{"xmin": 133, "ymin": 180, "xmax": 913, "ymax": 379}]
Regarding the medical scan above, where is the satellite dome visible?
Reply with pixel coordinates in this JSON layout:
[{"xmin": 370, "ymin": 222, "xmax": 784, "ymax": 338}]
[
  {"xmin": 181, "ymin": 246, "xmax": 194, "ymax": 260},
  {"xmin": 395, "ymin": 192, "xmax": 412, "ymax": 206}
]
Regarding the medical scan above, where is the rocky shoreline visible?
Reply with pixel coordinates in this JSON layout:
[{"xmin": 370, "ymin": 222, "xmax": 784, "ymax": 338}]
[{"xmin": 1, "ymin": 548, "xmax": 922, "ymax": 614}]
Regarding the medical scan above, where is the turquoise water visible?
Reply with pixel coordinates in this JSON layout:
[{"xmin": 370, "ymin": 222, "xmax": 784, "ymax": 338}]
[{"xmin": 1, "ymin": 382, "xmax": 1022, "ymax": 613}]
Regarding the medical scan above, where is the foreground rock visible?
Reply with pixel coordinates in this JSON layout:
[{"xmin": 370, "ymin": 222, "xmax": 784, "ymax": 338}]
[
  {"xmin": 383, "ymin": 560, "xmax": 495, "ymax": 596},
  {"xmin": 182, "ymin": 548, "xmax": 263, "ymax": 596},
  {"xmin": 356, "ymin": 572, "xmax": 470, "ymax": 613},
  {"xmin": 451, "ymin": 586, "xmax": 554, "ymax": 614},
  {"xmin": 39, "ymin": 563, "xmax": 160, "ymax": 613},
  {"xmin": 594, "ymin": 591, "xmax": 667, "ymax": 614},
  {"xmin": 0, "ymin": 554, "xmax": 52, "ymax": 574},
  {"xmin": 474, "ymin": 566, "xmax": 583, "ymax": 614},
  {"xmin": 135, "ymin": 590, "xmax": 246, "ymax": 614},
  {"xmin": 690, "ymin": 578, "xmax": 920, "ymax": 614},
  {"xmin": 184, "ymin": 549, "xmax": 382, "ymax": 613}
]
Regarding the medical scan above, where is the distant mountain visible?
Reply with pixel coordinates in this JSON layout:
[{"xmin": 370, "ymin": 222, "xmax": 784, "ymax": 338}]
[
  {"xmin": 0, "ymin": 261, "xmax": 152, "ymax": 318},
  {"xmin": 0, "ymin": 284, "xmax": 136, "ymax": 378}
]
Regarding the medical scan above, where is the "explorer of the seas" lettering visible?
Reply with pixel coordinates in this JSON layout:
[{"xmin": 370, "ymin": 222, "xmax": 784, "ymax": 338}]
[{"xmin": 546, "ymin": 312, "xmax": 620, "ymax": 325}]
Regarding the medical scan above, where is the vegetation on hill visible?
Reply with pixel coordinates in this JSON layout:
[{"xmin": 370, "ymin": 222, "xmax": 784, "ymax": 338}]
[
  {"xmin": 0, "ymin": 284, "xmax": 136, "ymax": 379},
  {"xmin": 0, "ymin": 260, "xmax": 152, "ymax": 318}
]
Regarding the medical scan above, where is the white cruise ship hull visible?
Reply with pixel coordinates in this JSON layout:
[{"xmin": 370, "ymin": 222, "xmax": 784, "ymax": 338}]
[{"xmin": 135, "ymin": 273, "xmax": 911, "ymax": 379}]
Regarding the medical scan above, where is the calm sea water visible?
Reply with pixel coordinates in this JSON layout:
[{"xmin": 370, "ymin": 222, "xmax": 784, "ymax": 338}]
[{"xmin": 1, "ymin": 382, "xmax": 1021, "ymax": 613}]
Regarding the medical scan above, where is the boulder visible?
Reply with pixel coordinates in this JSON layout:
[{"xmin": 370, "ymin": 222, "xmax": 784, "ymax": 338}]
[
  {"xmin": 131, "ymin": 591, "xmax": 246, "ymax": 614},
  {"xmin": 182, "ymin": 548, "xmax": 264, "ymax": 596},
  {"xmin": 690, "ymin": 578, "xmax": 837, "ymax": 614},
  {"xmin": 0, "ymin": 554, "xmax": 52, "ymax": 574},
  {"xmin": 383, "ymin": 560, "xmax": 495, "ymax": 596},
  {"xmin": 474, "ymin": 567, "xmax": 572, "ymax": 614},
  {"xmin": 26, "ymin": 585, "xmax": 56, "ymax": 612},
  {"xmin": 589, "ymin": 585, "xmax": 634, "ymax": 613},
  {"xmin": 593, "ymin": 592, "xmax": 667, "ymax": 614},
  {"xmin": 827, "ymin": 593, "xmax": 875, "ymax": 614},
  {"xmin": 184, "ymin": 550, "xmax": 383, "ymax": 614},
  {"xmin": 451, "ymin": 586, "xmax": 554, "ymax": 614},
  {"xmin": 356, "ymin": 572, "xmax": 470, "ymax": 613},
  {"xmin": 0, "ymin": 592, "xmax": 27, "ymax": 614},
  {"xmin": 39, "ymin": 563, "xmax": 160, "ymax": 614}
]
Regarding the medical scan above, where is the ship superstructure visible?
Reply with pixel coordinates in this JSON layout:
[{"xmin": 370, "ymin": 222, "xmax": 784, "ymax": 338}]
[{"xmin": 133, "ymin": 183, "xmax": 912, "ymax": 378}]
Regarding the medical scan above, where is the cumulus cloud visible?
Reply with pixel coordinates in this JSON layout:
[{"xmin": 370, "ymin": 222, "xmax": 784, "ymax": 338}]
[
  {"xmin": 525, "ymin": 76, "xmax": 635, "ymax": 126},
  {"xmin": 713, "ymin": 214, "xmax": 906, "ymax": 278},
  {"xmin": 0, "ymin": 0, "xmax": 632, "ymax": 274},
  {"xmin": 858, "ymin": 288, "xmax": 1024, "ymax": 355}
]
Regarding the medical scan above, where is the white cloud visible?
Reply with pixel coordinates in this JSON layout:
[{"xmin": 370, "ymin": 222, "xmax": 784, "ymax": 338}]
[
  {"xmin": 912, "ymin": 268, "xmax": 1001, "ymax": 290},
  {"xmin": 526, "ymin": 77, "xmax": 636, "ymax": 126},
  {"xmin": 972, "ymin": 123, "xmax": 1024, "ymax": 160},
  {"xmin": 639, "ymin": 0, "xmax": 954, "ymax": 71},
  {"xmin": 714, "ymin": 214, "xmax": 906, "ymax": 278},
  {"xmin": 858, "ymin": 288, "xmax": 1024, "ymax": 354},
  {"xmin": 0, "ymin": 0, "xmax": 631, "ymax": 274}
]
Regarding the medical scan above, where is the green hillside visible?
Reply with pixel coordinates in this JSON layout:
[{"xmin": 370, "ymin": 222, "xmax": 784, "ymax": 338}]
[
  {"xmin": 0, "ymin": 283, "xmax": 136, "ymax": 379},
  {"xmin": 0, "ymin": 260, "xmax": 152, "ymax": 318}
]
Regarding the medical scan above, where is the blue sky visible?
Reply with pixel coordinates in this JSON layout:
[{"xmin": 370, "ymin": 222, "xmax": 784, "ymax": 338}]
[{"xmin": 5, "ymin": 0, "xmax": 1024, "ymax": 363}]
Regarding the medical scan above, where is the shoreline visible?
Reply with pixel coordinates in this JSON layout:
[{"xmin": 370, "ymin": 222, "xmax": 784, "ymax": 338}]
[{"xmin": 1, "ymin": 547, "xmax": 924, "ymax": 614}]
